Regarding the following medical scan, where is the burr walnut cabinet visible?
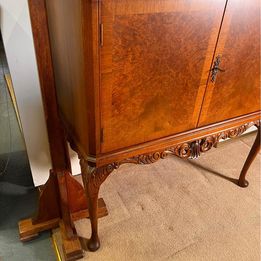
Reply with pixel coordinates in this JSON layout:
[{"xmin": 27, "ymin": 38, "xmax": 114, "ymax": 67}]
[{"xmin": 45, "ymin": 0, "xmax": 260, "ymax": 251}]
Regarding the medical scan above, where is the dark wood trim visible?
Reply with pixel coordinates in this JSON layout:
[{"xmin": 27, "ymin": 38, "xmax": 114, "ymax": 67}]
[
  {"xmin": 27, "ymin": 0, "xmax": 74, "ymax": 237},
  {"xmin": 97, "ymin": 112, "xmax": 260, "ymax": 166},
  {"xmin": 76, "ymin": 120, "xmax": 260, "ymax": 172},
  {"xmin": 103, "ymin": 120, "xmax": 260, "ymax": 166},
  {"xmin": 81, "ymin": 0, "xmax": 102, "ymax": 154},
  {"xmin": 28, "ymin": 0, "xmax": 71, "ymax": 171},
  {"xmin": 67, "ymin": 111, "xmax": 260, "ymax": 166},
  {"xmin": 28, "ymin": 0, "xmax": 78, "ymax": 236}
]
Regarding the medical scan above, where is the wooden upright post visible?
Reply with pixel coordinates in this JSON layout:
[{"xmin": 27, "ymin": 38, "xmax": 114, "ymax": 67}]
[{"xmin": 18, "ymin": 0, "xmax": 108, "ymax": 260}]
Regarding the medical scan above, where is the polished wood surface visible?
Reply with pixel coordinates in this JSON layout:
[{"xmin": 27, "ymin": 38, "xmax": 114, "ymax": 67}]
[
  {"xmin": 28, "ymin": 0, "xmax": 74, "ymax": 238},
  {"xmin": 45, "ymin": 0, "xmax": 100, "ymax": 155},
  {"xmin": 44, "ymin": 0, "xmax": 261, "ymax": 254},
  {"xmin": 45, "ymin": 0, "xmax": 89, "ymax": 153},
  {"xmin": 32, "ymin": 171, "xmax": 60, "ymax": 224},
  {"xmin": 29, "ymin": 0, "xmax": 71, "ymax": 170},
  {"xmin": 238, "ymin": 126, "xmax": 261, "ymax": 187},
  {"xmin": 100, "ymin": 0, "xmax": 227, "ymax": 152},
  {"xmin": 198, "ymin": 0, "xmax": 260, "ymax": 126},
  {"xmin": 97, "ymin": 112, "xmax": 260, "ymax": 166},
  {"xmin": 59, "ymin": 221, "xmax": 84, "ymax": 261},
  {"xmin": 19, "ymin": 218, "xmax": 60, "ymax": 242}
]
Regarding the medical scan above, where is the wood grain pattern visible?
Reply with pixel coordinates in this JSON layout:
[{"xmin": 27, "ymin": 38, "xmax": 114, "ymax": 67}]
[
  {"xmin": 59, "ymin": 220, "xmax": 84, "ymax": 261},
  {"xmin": 25, "ymin": 3, "xmax": 108, "ymax": 259},
  {"xmin": 44, "ymin": 0, "xmax": 261, "ymax": 253},
  {"xmin": 99, "ymin": 120, "xmax": 260, "ymax": 168},
  {"xmin": 19, "ymin": 218, "xmax": 60, "ymax": 242},
  {"xmin": 45, "ymin": 0, "xmax": 93, "ymax": 155},
  {"xmin": 28, "ymin": 0, "xmax": 71, "ymax": 170},
  {"xmin": 28, "ymin": 0, "xmax": 74, "ymax": 239},
  {"xmin": 96, "ymin": 112, "xmax": 260, "ymax": 167},
  {"xmin": 198, "ymin": 0, "xmax": 261, "ymax": 126},
  {"xmin": 100, "ymin": 0, "xmax": 227, "ymax": 152},
  {"xmin": 32, "ymin": 171, "xmax": 60, "ymax": 224}
]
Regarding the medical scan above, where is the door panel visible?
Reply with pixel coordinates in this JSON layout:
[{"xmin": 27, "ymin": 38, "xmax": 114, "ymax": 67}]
[
  {"xmin": 198, "ymin": 0, "xmax": 260, "ymax": 127},
  {"xmin": 100, "ymin": 0, "xmax": 227, "ymax": 153}
]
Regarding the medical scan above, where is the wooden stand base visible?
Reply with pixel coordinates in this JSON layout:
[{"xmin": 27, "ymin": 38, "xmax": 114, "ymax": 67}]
[
  {"xmin": 19, "ymin": 218, "xmax": 60, "ymax": 242},
  {"xmin": 52, "ymin": 224, "xmax": 82, "ymax": 261},
  {"xmin": 18, "ymin": 171, "xmax": 108, "ymax": 260},
  {"xmin": 19, "ymin": 197, "xmax": 108, "ymax": 242},
  {"xmin": 52, "ymin": 224, "xmax": 83, "ymax": 261},
  {"xmin": 71, "ymin": 198, "xmax": 108, "ymax": 222},
  {"xmin": 60, "ymin": 221, "xmax": 84, "ymax": 261}
]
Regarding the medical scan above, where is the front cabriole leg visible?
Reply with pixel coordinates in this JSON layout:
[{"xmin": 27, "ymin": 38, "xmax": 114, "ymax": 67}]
[
  {"xmin": 238, "ymin": 126, "xmax": 261, "ymax": 188},
  {"xmin": 79, "ymin": 158, "xmax": 118, "ymax": 251}
]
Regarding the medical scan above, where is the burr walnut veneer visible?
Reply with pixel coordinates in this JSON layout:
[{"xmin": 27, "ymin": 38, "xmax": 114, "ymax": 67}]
[{"xmin": 45, "ymin": 0, "xmax": 260, "ymax": 252}]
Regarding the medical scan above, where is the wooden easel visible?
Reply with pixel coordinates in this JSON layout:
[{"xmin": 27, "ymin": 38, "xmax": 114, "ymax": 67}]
[{"xmin": 18, "ymin": 0, "xmax": 108, "ymax": 259}]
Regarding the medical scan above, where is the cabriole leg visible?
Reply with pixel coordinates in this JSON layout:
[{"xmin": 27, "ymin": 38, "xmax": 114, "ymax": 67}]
[
  {"xmin": 86, "ymin": 181, "xmax": 100, "ymax": 251},
  {"xmin": 79, "ymin": 159, "xmax": 116, "ymax": 251},
  {"xmin": 238, "ymin": 127, "xmax": 260, "ymax": 188}
]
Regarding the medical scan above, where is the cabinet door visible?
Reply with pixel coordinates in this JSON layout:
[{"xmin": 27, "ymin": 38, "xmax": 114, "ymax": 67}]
[
  {"xmin": 198, "ymin": 0, "xmax": 260, "ymax": 127},
  {"xmin": 100, "ymin": 0, "xmax": 227, "ymax": 153}
]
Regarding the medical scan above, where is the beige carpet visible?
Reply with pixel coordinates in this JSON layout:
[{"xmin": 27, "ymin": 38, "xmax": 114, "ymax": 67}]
[{"xmin": 73, "ymin": 133, "xmax": 260, "ymax": 260}]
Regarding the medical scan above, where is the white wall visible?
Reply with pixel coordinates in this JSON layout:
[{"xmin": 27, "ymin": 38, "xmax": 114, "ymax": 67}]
[
  {"xmin": 0, "ymin": 0, "xmax": 81, "ymax": 185},
  {"xmin": 0, "ymin": 0, "xmax": 52, "ymax": 186}
]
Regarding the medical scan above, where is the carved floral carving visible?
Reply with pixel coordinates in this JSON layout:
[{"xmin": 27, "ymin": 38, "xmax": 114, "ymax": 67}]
[
  {"xmin": 119, "ymin": 121, "xmax": 260, "ymax": 164},
  {"xmin": 80, "ymin": 158, "xmax": 119, "ymax": 192},
  {"xmin": 79, "ymin": 121, "xmax": 260, "ymax": 190}
]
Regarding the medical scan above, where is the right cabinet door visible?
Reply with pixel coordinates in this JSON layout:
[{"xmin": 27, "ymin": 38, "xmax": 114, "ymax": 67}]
[{"xmin": 198, "ymin": 0, "xmax": 260, "ymax": 127}]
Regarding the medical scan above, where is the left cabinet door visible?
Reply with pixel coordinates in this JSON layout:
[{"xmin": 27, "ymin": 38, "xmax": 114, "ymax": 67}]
[{"xmin": 100, "ymin": 0, "xmax": 227, "ymax": 153}]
